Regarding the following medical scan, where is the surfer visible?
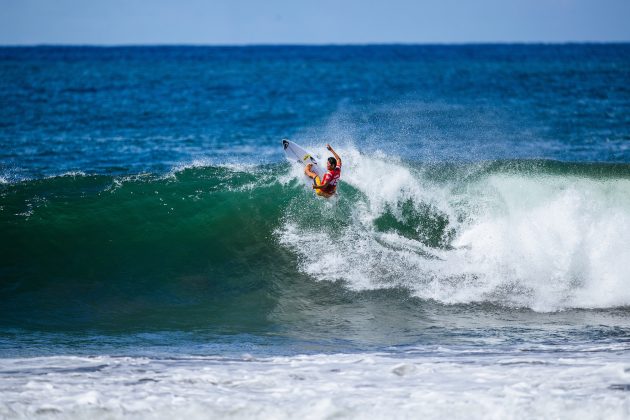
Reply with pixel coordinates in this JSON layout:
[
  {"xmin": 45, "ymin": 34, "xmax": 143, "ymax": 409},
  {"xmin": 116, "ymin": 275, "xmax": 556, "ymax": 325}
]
[{"xmin": 304, "ymin": 144, "xmax": 341, "ymax": 198}]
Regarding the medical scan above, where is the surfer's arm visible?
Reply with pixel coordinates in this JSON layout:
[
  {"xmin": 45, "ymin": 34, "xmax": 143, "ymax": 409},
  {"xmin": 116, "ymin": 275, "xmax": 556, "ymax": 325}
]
[{"xmin": 327, "ymin": 144, "xmax": 342, "ymax": 167}]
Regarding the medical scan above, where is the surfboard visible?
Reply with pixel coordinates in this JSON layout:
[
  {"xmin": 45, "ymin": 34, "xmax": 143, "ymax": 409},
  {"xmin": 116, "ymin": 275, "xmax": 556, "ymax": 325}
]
[{"xmin": 282, "ymin": 139, "xmax": 324, "ymax": 179}]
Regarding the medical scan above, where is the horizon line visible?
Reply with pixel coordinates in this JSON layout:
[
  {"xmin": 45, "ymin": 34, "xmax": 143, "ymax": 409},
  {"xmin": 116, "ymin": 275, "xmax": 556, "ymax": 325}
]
[{"xmin": 1, "ymin": 40, "xmax": 630, "ymax": 48}]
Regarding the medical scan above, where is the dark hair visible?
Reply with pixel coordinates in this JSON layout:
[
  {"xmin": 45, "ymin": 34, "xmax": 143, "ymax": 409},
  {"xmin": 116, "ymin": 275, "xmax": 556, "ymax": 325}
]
[{"xmin": 328, "ymin": 157, "xmax": 337, "ymax": 167}]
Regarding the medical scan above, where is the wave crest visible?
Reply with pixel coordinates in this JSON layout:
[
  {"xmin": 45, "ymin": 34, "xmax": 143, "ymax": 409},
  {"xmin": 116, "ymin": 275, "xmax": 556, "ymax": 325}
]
[{"xmin": 279, "ymin": 148, "xmax": 630, "ymax": 311}]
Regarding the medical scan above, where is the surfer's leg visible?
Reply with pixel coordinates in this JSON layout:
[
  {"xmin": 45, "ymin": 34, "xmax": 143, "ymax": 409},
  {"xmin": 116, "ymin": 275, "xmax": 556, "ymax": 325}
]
[
  {"xmin": 305, "ymin": 165, "xmax": 330, "ymax": 198},
  {"xmin": 304, "ymin": 163, "xmax": 317, "ymax": 179},
  {"xmin": 314, "ymin": 176, "xmax": 325, "ymax": 196},
  {"xmin": 313, "ymin": 176, "xmax": 332, "ymax": 197}
]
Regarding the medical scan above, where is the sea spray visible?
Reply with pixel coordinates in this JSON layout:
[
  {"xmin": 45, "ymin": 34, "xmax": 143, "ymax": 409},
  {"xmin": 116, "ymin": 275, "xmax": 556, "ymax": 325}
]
[{"xmin": 278, "ymin": 148, "xmax": 630, "ymax": 311}]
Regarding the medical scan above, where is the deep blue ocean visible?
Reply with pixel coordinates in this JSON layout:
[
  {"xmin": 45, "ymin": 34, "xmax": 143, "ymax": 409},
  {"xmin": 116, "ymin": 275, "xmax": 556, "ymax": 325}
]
[{"xmin": 1, "ymin": 45, "xmax": 629, "ymax": 418}]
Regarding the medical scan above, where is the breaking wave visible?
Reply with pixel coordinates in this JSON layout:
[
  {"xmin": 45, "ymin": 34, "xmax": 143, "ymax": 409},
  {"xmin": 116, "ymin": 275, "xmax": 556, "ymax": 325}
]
[{"xmin": 2, "ymin": 148, "xmax": 629, "ymax": 332}]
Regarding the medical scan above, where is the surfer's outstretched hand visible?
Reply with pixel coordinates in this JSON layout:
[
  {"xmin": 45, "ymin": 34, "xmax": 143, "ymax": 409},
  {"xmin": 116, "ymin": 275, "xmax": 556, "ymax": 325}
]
[{"xmin": 326, "ymin": 144, "xmax": 342, "ymax": 167}]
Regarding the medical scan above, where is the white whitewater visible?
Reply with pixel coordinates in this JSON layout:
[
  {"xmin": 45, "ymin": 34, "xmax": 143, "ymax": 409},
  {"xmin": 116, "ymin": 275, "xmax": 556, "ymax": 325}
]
[{"xmin": 279, "ymin": 146, "xmax": 630, "ymax": 311}]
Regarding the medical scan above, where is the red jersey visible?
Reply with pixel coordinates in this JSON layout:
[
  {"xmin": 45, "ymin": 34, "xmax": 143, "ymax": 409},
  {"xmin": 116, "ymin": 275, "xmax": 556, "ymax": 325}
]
[{"xmin": 321, "ymin": 167, "xmax": 341, "ymax": 194}]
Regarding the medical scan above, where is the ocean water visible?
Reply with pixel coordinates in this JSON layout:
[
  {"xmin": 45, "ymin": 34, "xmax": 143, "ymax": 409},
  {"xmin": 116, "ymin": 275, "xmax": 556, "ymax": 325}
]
[{"xmin": 1, "ymin": 45, "xmax": 630, "ymax": 419}]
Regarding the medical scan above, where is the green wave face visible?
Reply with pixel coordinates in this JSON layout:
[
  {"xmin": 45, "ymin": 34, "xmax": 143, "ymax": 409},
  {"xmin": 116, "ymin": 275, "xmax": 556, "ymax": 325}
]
[
  {"xmin": 0, "ymin": 166, "xmax": 301, "ymax": 332},
  {"xmin": 2, "ymin": 159, "xmax": 630, "ymax": 332}
]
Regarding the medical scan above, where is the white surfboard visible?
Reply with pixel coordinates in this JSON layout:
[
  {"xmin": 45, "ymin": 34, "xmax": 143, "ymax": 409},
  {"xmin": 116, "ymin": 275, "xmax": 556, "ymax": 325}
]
[{"xmin": 282, "ymin": 139, "xmax": 324, "ymax": 179}]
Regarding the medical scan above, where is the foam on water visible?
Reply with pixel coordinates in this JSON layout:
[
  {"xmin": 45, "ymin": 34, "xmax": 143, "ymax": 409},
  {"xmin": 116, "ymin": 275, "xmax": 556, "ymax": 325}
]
[
  {"xmin": 449, "ymin": 175, "xmax": 630, "ymax": 310},
  {"xmin": 279, "ymin": 146, "xmax": 630, "ymax": 311},
  {"xmin": 1, "ymin": 348, "xmax": 628, "ymax": 419}
]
